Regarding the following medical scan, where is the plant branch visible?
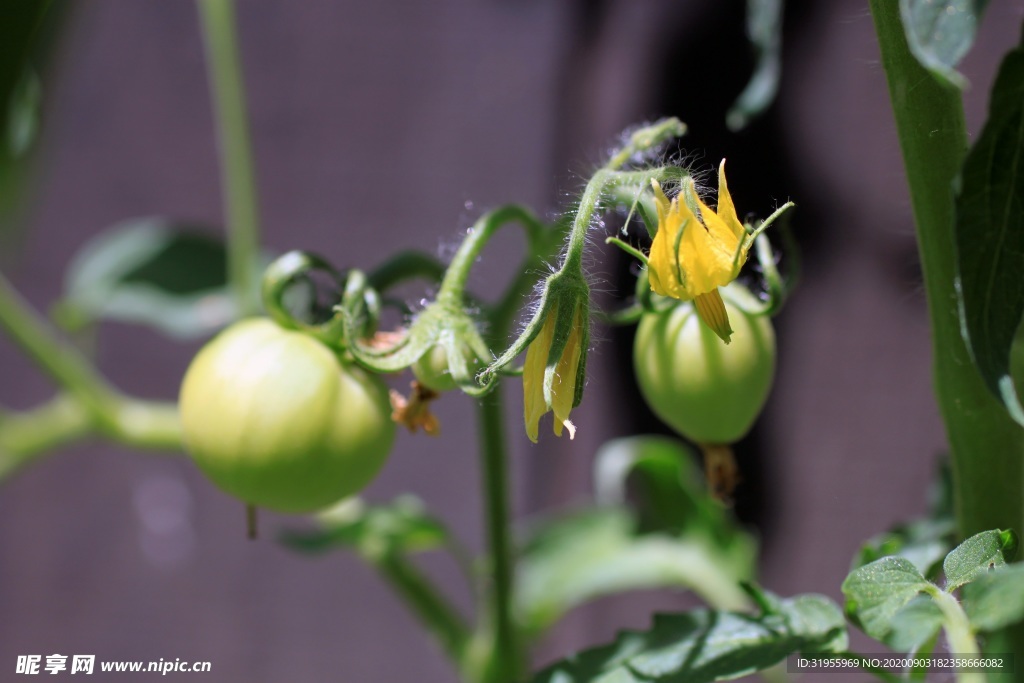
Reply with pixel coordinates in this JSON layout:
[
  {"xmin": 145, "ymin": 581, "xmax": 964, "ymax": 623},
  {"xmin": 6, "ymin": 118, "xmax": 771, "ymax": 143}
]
[
  {"xmin": 197, "ymin": 0, "xmax": 262, "ymax": 317},
  {"xmin": 476, "ymin": 389, "xmax": 523, "ymax": 683},
  {"xmin": 0, "ymin": 271, "xmax": 182, "ymax": 479},
  {"xmin": 926, "ymin": 587, "xmax": 984, "ymax": 683},
  {"xmin": 365, "ymin": 551, "xmax": 471, "ymax": 669}
]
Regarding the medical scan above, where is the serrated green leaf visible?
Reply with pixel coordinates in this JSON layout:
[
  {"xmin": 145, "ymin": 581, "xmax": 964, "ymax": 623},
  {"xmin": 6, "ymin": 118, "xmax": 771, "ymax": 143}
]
[
  {"xmin": 842, "ymin": 556, "xmax": 931, "ymax": 640},
  {"xmin": 57, "ymin": 217, "xmax": 266, "ymax": 338},
  {"xmin": 853, "ymin": 518, "xmax": 955, "ymax": 578},
  {"xmin": 954, "ymin": 41, "xmax": 1024, "ymax": 424},
  {"xmin": 943, "ymin": 529, "xmax": 1018, "ymax": 590},
  {"xmin": 887, "ymin": 595, "xmax": 944, "ymax": 652},
  {"xmin": 899, "ymin": 0, "xmax": 988, "ymax": 88},
  {"xmin": 963, "ymin": 564, "xmax": 1024, "ymax": 632},
  {"xmin": 279, "ymin": 496, "xmax": 449, "ymax": 557},
  {"xmin": 727, "ymin": 0, "xmax": 784, "ymax": 131},
  {"xmin": 532, "ymin": 593, "xmax": 846, "ymax": 683}
]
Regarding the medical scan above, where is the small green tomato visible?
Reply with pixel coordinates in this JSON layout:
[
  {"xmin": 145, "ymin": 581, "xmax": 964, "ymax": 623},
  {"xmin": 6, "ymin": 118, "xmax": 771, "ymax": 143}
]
[
  {"xmin": 179, "ymin": 318, "xmax": 395, "ymax": 513},
  {"xmin": 633, "ymin": 287, "xmax": 775, "ymax": 444},
  {"xmin": 412, "ymin": 344, "xmax": 460, "ymax": 393},
  {"xmin": 412, "ymin": 342, "xmax": 484, "ymax": 393}
]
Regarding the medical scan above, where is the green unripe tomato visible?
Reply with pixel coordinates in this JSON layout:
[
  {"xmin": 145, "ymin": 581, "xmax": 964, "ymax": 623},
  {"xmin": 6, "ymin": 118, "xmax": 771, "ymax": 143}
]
[
  {"xmin": 633, "ymin": 289, "xmax": 775, "ymax": 444},
  {"xmin": 179, "ymin": 318, "xmax": 395, "ymax": 513}
]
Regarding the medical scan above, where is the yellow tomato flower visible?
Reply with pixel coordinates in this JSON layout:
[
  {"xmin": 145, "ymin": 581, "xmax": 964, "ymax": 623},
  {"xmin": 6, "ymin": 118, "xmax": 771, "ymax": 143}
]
[
  {"xmin": 523, "ymin": 302, "xmax": 585, "ymax": 443},
  {"xmin": 648, "ymin": 160, "xmax": 748, "ymax": 343}
]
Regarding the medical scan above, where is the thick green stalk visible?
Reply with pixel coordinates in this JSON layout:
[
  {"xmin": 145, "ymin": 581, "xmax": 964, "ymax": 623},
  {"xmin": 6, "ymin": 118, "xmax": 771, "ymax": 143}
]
[
  {"xmin": 869, "ymin": 1, "xmax": 1024, "ymax": 538},
  {"xmin": 476, "ymin": 390, "xmax": 523, "ymax": 683},
  {"xmin": 197, "ymin": 0, "xmax": 262, "ymax": 317}
]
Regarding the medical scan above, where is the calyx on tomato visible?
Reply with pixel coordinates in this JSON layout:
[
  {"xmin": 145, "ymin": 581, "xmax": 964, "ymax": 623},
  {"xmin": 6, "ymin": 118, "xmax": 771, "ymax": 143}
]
[
  {"xmin": 633, "ymin": 285, "xmax": 775, "ymax": 445},
  {"xmin": 179, "ymin": 318, "xmax": 395, "ymax": 513}
]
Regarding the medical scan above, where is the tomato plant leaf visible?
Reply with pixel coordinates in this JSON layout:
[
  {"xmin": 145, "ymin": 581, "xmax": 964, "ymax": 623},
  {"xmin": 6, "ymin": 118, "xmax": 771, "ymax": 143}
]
[
  {"xmin": 943, "ymin": 528, "xmax": 1018, "ymax": 590},
  {"xmin": 516, "ymin": 507, "xmax": 755, "ymax": 639},
  {"xmin": 57, "ymin": 217, "xmax": 265, "ymax": 338},
  {"xmin": 899, "ymin": 0, "xmax": 988, "ymax": 89},
  {"xmin": 727, "ymin": 0, "xmax": 784, "ymax": 131},
  {"xmin": 954, "ymin": 41, "xmax": 1024, "ymax": 425},
  {"xmin": 592, "ymin": 436, "xmax": 742, "ymax": 544},
  {"xmin": 851, "ymin": 461, "xmax": 955, "ymax": 578},
  {"xmin": 279, "ymin": 496, "xmax": 449, "ymax": 556},
  {"xmin": 532, "ymin": 593, "xmax": 846, "ymax": 683},
  {"xmin": 842, "ymin": 556, "xmax": 931, "ymax": 641},
  {"xmin": 886, "ymin": 595, "xmax": 944, "ymax": 653},
  {"xmin": 0, "ymin": 0, "xmax": 64, "ymax": 236},
  {"xmin": 962, "ymin": 563, "xmax": 1024, "ymax": 632}
]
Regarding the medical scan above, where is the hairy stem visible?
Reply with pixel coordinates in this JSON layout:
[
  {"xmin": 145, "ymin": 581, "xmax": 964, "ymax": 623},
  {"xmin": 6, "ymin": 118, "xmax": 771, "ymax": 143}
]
[
  {"xmin": 926, "ymin": 587, "xmax": 984, "ymax": 683},
  {"xmin": 437, "ymin": 205, "xmax": 545, "ymax": 308},
  {"xmin": 197, "ymin": 0, "xmax": 262, "ymax": 317}
]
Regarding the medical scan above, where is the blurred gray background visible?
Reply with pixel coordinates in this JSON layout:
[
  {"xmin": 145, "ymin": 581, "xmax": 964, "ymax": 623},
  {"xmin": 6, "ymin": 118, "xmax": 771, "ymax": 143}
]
[{"xmin": 1, "ymin": 0, "xmax": 1023, "ymax": 680}]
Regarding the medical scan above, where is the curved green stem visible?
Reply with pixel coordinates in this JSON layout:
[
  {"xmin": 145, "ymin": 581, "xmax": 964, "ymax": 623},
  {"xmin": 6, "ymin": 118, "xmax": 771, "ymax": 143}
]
[
  {"xmin": 368, "ymin": 250, "xmax": 447, "ymax": 292},
  {"xmin": 438, "ymin": 205, "xmax": 545, "ymax": 308},
  {"xmin": 197, "ymin": 0, "xmax": 262, "ymax": 317}
]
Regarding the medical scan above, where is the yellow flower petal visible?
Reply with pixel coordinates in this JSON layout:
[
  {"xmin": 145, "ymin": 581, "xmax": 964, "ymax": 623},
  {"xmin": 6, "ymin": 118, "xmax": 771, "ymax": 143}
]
[
  {"xmin": 650, "ymin": 179, "xmax": 671, "ymax": 225},
  {"xmin": 550, "ymin": 306, "xmax": 583, "ymax": 438},
  {"xmin": 715, "ymin": 160, "xmax": 746, "ymax": 241},
  {"xmin": 523, "ymin": 311, "xmax": 555, "ymax": 443},
  {"xmin": 648, "ymin": 195, "xmax": 699, "ymax": 300},
  {"xmin": 647, "ymin": 165, "xmax": 752, "ymax": 306}
]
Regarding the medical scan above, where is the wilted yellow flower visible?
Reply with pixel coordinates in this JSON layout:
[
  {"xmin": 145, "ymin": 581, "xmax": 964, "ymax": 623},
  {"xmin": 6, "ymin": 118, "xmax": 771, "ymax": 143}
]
[
  {"xmin": 523, "ymin": 303, "xmax": 585, "ymax": 443},
  {"xmin": 648, "ymin": 160, "xmax": 748, "ymax": 343}
]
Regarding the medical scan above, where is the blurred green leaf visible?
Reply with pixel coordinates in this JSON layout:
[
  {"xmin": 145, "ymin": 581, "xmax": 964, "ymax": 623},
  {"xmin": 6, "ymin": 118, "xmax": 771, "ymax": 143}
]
[
  {"xmin": 899, "ymin": 0, "xmax": 987, "ymax": 88},
  {"xmin": 728, "ymin": 0, "xmax": 784, "ymax": 131},
  {"xmin": 962, "ymin": 563, "xmax": 1024, "ymax": 632},
  {"xmin": 0, "ymin": 0, "xmax": 63, "ymax": 235},
  {"xmin": 593, "ymin": 436, "xmax": 745, "ymax": 548},
  {"xmin": 532, "ymin": 593, "xmax": 846, "ymax": 683},
  {"xmin": 954, "ymin": 40, "xmax": 1024, "ymax": 425},
  {"xmin": 842, "ymin": 557, "xmax": 931, "ymax": 640},
  {"xmin": 943, "ymin": 529, "xmax": 1018, "ymax": 590},
  {"xmin": 57, "ymin": 217, "xmax": 265, "ymax": 338},
  {"xmin": 886, "ymin": 595, "xmax": 943, "ymax": 652},
  {"xmin": 516, "ymin": 507, "xmax": 754, "ymax": 638},
  {"xmin": 280, "ymin": 495, "xmax": 449, "ymax": 556}
]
